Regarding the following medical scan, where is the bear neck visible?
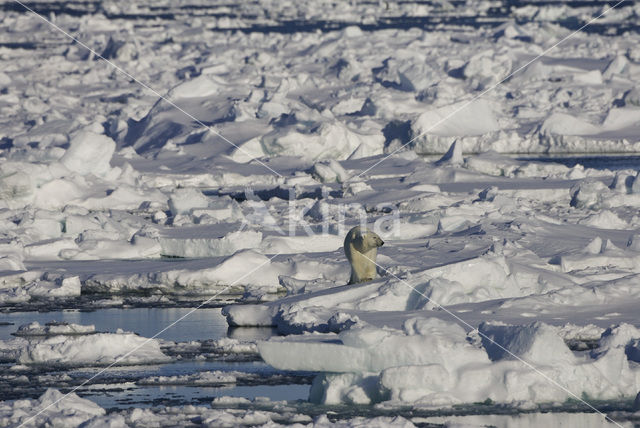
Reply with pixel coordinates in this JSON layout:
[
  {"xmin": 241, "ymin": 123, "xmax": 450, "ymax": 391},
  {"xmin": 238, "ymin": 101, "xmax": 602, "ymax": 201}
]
[{"xmin": 348, "ymin": 246, "xmax": 378, "ymax": 284}]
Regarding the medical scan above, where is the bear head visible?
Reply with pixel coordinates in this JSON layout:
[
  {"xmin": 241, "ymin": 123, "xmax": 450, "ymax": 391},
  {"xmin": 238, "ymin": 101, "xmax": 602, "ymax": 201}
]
[{"xmin": 352, "ymin": 228, "xmax": 384, "ymax": 253}]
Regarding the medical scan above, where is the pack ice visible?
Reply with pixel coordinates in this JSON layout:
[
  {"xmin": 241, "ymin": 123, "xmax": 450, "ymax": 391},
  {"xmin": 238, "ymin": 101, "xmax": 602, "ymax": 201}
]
[
  {"xmin": 4, "ymin": 0, "xmax": 640, "ymax": 422},
  {"xmin": 1, "ymin": 322, "xmax": 169, "ymax": 367}
]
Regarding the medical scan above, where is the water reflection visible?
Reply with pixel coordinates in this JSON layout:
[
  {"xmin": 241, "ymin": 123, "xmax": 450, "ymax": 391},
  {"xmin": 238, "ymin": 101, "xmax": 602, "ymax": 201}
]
[
  {"xmin": 81, "ymin": 383, "xmax": 310, "ymax": 409},
  {"xmin": 0, "ymin": 308, "xmax": 276, "ymax": 342}
]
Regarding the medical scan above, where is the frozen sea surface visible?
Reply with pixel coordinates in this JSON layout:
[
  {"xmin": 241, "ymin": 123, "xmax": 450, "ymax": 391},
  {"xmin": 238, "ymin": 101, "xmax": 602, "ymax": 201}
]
[{"xmin": 4, "ymin": 0, "xmax": 640, "ymax": 426}]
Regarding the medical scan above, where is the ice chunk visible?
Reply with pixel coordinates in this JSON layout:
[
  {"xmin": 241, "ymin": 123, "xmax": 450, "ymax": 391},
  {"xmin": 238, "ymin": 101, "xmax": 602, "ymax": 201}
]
[
  {"xmin": 159, "ymin": 250, "xmax": 279, "ymax": 290},
  {"xmin": 59, "ymin": 131, "xmax": 116, "ymax": 177},
  {"xmin": 558, "ymin": 237, "xmax": 640, "ymax": 272},
  {"xmin": 435, "ymin": 140, "xmax": 463, "ymax": 166},
  {"xmin": 0, "ymin": 255, "xmax": 25, "ymax": 272},
  {"xmin": 259, "ymin": 318, "xmax": 488, "ymax": 373},
  {"xmin": 16, "ymin": 276, "xmax": 82, "ymax": 298},
  {"xmin": 158, "ymin": 226, "xmax": 262, "ymax": 258},
  {"xmin": 168, "ymin": 74, "xmax": 224, "ymax": 99},
  {"xmin": 33, "ymin": 178, "xmax": 84, "ymax": 210},
  {"xmin": 17, "ymin": 332, "xmax": 170, "ymax": 366},
  {"xmin": 24, "ymin": 238, "xmax": 79, "ymax": 260},
  {"xmin": 570, "ymin": 180, "xmax": 610, "ymax": 209},
  {"xmin": 342, "ymin": 180, "xmax": 374, "ymax": 196},
  {"xmin": 59, "ymin": 234, "xmax": 162, "ymax": 261},
  {"xmin": 14, "ymin": 321, "xmax": 95, "ymax": 337},
  {"xmin": 463, "ymin": 51, "xmax": 512, "ymax": 89},
  {"xmin": 63, "ymin": 214, "xmax": 102, "ymax": 236},
  {"xmin": 572, "ymin": 69, "xmax": 603, "ymax": 85},
  {"xmin": 596, "ymin": 324, "xmax": 640, "ymax": 356},
  {"xmin": 0, "ymin": 171, "xmax": 34, "ymax": 207},
  {"xmin": 578, "ymin": 210, "xmax": 628, "ymax": 229},
  {"xmin": 310, "ymin": 160, "xmax": 349, "ymax": 183},
  {"xmin": 261, "ymin": 120, "xmax": 383, "ymax": 160},
  {"xmin": 478, "ymin": 321, "xmax": 575, "ymax": 364},
  {"xmin": 204, "ymin": 337, "xmax": 259, "ymax": 355},
  {"xmin": 309, "ymin": 372, "xmax": 380, "ymax": 405},
  {"xmin": 138, "ymin": 370, "xmax": 239, "ymax": 386},
  {"xmin": 540, "ymin": 113, "xmax": 600, "ymax": 136},
  {"xmin": 437, "ymin": 215, "xmax": 472, "ymax": 233},
  {"xmin": 223, "ymin": 303, "xmax": 273, "ymax": 327},
  {"xmin": 0, "ymin": 388, "xmax": 105, "ymax": 427},
  {"xmin": 260, "ymin": 234, "xmax": 343, "ymax": 253},
  {"xmin": 77, "ymin": 184, "xmax": 166, "ymax": 211},
  {"xmin": 192, "ymin": 197, "xmax": 242, "ymax": 224},
  {"xmin": 603, "ymin": 55, "xmax": 629, "ymax": 79},
  {"xmin": 413, "ymin": 100, "xmax": 502, "ymax": 138},
  {"xmin": 0, "ymin": 71, "xmax": 11, "ymax": 86},
  {"xmin": 168, "ymin": 188, "xmax": 211, "ymax": 216},
  {"xmin": 20, "ymin": 216, "xmax": 63, "ymax": 240}
]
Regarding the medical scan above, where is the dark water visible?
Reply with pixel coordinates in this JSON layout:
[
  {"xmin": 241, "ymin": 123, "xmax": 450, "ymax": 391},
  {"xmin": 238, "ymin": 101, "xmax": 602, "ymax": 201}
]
[
  {"xmin": 0, "ymin": 292, "xmax": 633, "ymax": 422},
  {"xmin": 83, "ymin": 383, "xmax": 311, "ymax": 409},
  {"xmin": 2, "ymin": 0, "xmax": 635, "ymax": 36},
  {"xmin": 516, "ymin": 154, "xmax": 640, "ymax": 171},
  {"xmin": 72, "ymin": 360, "xmax": 311, "ymax": 409},
  {"xmin": 0, "ymin": 307, "xmax": 276, "ymax": 342},
  {"xmin": 0, "ymin": 308, "xmax": 310, "ymax": 407}
]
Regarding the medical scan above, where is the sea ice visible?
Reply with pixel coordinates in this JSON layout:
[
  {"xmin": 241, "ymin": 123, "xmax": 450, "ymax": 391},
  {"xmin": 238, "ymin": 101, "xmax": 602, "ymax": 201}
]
[
  {"xmin": 5, "ymin": 0, "xmax": 640, "ymax": 422},
  {"xmin": 0, "ymin": 389, "xmax": 105, "ymax": 428},
  {"xmin": 265, "ymin": 319, "xmax": 640, "ymax": 407},
  {"xmin": 14, "ymin": 331, "xmax": 170, "ymax": 366},
  {"xmin": 14, "ymin": 321, "xmax": 96, "ymax": 337}
]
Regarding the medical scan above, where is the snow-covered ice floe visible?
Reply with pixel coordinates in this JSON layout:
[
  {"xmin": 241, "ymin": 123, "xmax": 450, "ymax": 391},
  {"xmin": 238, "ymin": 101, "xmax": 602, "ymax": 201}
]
[
  {"xmin": 1, "ymin": 324, "xmax": 169, "ymax": 367},
  {"xmin": 0, "ymin": 389, "xmax": 105, "ymax": 428},
  {"xmin": 256, "ymin": 319, "xmax": 640, "ymax": 407},
  {"xmin": 13, "ymin": 321, "xmax": 95, "ymax": 337}
]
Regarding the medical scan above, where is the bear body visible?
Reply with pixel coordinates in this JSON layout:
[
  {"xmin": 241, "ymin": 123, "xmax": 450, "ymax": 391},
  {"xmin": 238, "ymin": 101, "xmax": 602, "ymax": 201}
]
[{"xmin": 344, "ymin": 226, "xmax": 384, "ymax": 284}]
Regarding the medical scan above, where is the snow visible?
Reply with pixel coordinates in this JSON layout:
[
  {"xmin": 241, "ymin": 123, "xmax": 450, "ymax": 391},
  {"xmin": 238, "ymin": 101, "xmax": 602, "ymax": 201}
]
[
  {"xmin": 14, "ymin": 321, "xmax": 96, "ymax": 336},
  {"xmin": 157, "ymin": 227, "xmax": 263, "ymax": 258},
  {"xmin": 3, "ymin": 0, "xmax": 640, "ymax": 425},
  {"xmin": 260, "ymin": 318, "xmax": 487, "ymax": 374},
  {"xmin": 168, "ymin": 188, "xmax": 211, "ymax": 216},
  {"xmin": 478, "ymin": 321, "xmax": 575, "ymax": 364},
  {"xmin": 137, "ymin": 370, "xmax": 239, "ymax": 386},
  {"xmin": 0, "ymin": 389, "xmax": 105, "ymax": 428},
  {"xmin": 3, "ymin": 329, "xmax": 171, "ymax": 366},
  {"xmin": 0, "ymin": 275, "xmax": 82, "ymax": 303},
  {"xmin": 274, "ymin": 320, "xmax": 640, "ymax": 407},
  {"xmin": 1, "ymin": 388, "xmax": 418, "ymax": 428},
  {"xmin": 60, "ymin": 131, "xmax": 116, "ymax": 177},
  {"xmin": 414, "ymin": 100, "xmax": 503, "ymax": 138}
]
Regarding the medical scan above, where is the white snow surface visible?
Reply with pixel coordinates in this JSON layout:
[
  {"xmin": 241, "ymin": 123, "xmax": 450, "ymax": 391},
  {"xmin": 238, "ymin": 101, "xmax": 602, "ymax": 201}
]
[
  {"xmin": 4, "ymin": 0, "xmax": 640, "ymax": 421},
  {"xmin": 0, "ymin": 328, "xmax": 170, "ymax": 366},
  {"xmin": 0, "ymin": 389, "xmax": 105, "ymax": 428},
  {"xmin": 258, "ymin": 319, "xmax": 640, "ymax": 407},
  {"xmin": 14, "ymin": 321, "xmax": 96, "ymax": 336}
]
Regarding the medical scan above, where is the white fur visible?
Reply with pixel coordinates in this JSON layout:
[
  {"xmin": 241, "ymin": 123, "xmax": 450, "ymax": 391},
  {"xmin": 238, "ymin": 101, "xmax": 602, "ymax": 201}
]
[{"xmin": 344, "ymin": 226, "xmax": 384, "ymax": 284}]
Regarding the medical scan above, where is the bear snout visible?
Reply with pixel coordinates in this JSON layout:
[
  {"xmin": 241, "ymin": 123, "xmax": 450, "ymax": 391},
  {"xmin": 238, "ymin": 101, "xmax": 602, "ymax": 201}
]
[{"xmin": 377, "ymin": 238, "xmax": 384, "ymax": 247}]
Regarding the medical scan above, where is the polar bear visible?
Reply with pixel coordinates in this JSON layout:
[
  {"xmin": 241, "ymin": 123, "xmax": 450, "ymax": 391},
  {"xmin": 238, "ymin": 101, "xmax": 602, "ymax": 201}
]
[{"xmin": 344, "ymin": 226, "xmax": 384, "ymax": 284}]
